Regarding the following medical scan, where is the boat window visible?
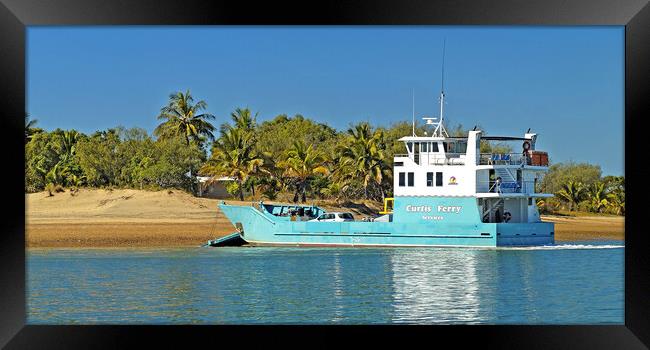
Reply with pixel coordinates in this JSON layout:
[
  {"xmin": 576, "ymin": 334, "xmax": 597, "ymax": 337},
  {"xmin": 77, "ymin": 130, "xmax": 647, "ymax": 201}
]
[
  {"xmin": 406, "ymin": 142, "xmax": 413, "ymax": 153},
  {"xmin": 339, "ymin": 213, "xmax": 354, "ymax": 220},
  {"xmin": 442, "ymin": 142, "xmax": 448, "ymax": 152},
  {"xmin": 407, "ymin": 172, "xmax": 414, "ymax": 187},
  {"xmin": 431, "ymin": 142, "xmax": 439, "ymax": 152},
  {"xmin": 456, "ymin": 141, "xmax": 468, "ymax": 153},
  {"xmin": 421, "ymin": 142, "xmax": 428, "ymax": 152},
  {"xmin": 426, "ymin": 172, "xmax": 434, "ymax": 187},
  {"xmin": 528, "ymin": 197, "xmax": 533, "ymax": 206},
  {"xmin": 399, "ymin": 172, "xmax": 405, "ymax": 187},
  {"xmin": 436, "ymin": 172, "xmax": 443, "ymax": 187}
]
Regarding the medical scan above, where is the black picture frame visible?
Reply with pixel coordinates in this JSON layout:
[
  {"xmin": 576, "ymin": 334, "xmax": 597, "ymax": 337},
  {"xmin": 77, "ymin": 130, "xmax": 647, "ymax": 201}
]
[{"xmin": 1, "ymin": 0, "xmax": 648, "ymax": 348}]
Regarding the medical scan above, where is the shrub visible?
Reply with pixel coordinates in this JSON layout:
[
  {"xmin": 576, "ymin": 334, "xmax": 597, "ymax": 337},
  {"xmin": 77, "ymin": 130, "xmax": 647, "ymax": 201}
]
[
  {"xmin": 225, "ymin": 181, "xmax": 241, "ymax": 199},
  {"xmin": 44, "ymin": 183, "xmax": 55, "ymax": 197}
]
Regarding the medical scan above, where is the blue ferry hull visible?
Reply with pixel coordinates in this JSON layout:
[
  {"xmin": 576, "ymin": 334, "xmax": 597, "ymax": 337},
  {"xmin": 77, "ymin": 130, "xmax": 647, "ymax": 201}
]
[{"xmin": 218, "ymin": 198, "xmax": 554, "ymax": 247}]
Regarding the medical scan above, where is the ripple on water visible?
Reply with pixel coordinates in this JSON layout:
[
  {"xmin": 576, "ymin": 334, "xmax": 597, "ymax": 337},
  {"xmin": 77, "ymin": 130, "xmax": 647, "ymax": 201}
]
[{"xmin": 27, "ymin": 242, "xmax": 624, "ymax": 324}]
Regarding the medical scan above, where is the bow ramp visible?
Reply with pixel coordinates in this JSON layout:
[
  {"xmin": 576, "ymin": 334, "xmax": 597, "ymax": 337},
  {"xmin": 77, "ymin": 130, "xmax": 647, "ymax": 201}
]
[{"xmin": 204, "ymin": 232, "xmax": 247, "ymax": 247}]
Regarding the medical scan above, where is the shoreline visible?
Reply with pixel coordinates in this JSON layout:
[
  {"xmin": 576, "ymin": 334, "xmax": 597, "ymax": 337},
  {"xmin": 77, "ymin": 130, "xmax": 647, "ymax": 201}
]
[
  {"xmin": 26, "ymin": 189, "xmax": 624, "ymax": 248},
  {"xmin": 27, "ymin": 215, "xmax": 624, "ymax": 248}
]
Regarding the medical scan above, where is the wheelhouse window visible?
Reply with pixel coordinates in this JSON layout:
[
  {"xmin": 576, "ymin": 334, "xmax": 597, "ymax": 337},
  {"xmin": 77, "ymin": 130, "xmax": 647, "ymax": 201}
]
[
  {"xmin": 408, "ymin": 172, "xmax": 414, "ymax": 187},
  {"xmin": 399, "ymin": 172, "xmax": 405, "ymax": 187},
  {"xmin": 436, "ymin": 172, "xmax": 443, "ymax": 187},
  {"xmin": 431, "ymin": 142, "xmax": 439, "ymax": 152},
  {"xmin": 427, "ymin": 172, "xmax": 434, "ymax": 187},
  {"xmin": 421, "ymin": 143, "xmax": 428, "ymax": 152},
  {"xmin": 454, "ymin": 141, "xmax": 468, "ymax": 154}
]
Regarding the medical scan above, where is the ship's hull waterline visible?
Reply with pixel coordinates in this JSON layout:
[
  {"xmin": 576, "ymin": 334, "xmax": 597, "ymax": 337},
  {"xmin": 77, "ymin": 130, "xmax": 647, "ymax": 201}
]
[{"xmin": 218, "ymin": 200, "xmax": 554, "ymax": 248}]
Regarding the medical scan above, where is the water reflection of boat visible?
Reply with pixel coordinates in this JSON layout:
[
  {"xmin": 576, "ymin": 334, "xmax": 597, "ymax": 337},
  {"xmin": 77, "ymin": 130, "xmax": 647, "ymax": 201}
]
[{"xmin": 389, "ymin": 249, "xmax": 487, "ymax": 323}]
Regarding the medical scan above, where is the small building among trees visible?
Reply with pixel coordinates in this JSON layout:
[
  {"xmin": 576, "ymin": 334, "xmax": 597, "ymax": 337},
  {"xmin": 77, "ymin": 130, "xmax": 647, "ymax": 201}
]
[{"xmin": 196, "ymin": 176, "xmax": 233, "ymax": 198}]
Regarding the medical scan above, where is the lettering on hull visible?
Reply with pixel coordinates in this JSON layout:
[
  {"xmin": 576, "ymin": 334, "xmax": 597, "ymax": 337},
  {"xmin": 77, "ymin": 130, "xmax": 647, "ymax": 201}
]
[
  {"xmin": 405, "ymin": 205, "xmax": 462, "ymax": 214},
  {"xmin": 437, "ymin": 205, "xmax": 462, "ymax": 213}
]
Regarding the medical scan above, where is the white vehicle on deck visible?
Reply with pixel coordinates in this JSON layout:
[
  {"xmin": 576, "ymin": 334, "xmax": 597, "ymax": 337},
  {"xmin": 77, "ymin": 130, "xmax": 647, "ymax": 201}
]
[{"xmin": 310, "ymin": 212, "xmax": 355, "ymax": 222}]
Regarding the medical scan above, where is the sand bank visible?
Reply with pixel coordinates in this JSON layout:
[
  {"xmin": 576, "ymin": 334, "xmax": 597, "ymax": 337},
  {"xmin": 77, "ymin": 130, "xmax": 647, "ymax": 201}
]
[{"xmin": 26, "ymin": 189, "xmax": 624, "ymax": 248}]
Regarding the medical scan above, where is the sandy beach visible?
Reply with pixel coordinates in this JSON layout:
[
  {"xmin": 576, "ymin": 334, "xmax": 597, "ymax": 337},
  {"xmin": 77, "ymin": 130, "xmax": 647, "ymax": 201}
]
[{"xmin": 25, "ymin": 189, "xmax": 624, "ymax": 248}]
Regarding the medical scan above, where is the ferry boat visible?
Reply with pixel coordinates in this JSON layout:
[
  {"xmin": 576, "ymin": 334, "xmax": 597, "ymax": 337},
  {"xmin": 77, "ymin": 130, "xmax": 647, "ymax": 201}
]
[{"xmin": 215, "ymin": 89, "xmax": 554, "ymax": 248}]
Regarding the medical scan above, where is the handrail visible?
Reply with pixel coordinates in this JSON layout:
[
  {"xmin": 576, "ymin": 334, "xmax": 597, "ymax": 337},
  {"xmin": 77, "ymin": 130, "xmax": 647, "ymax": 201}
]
[
  {"xmin": 379, "ymin": 197, "xmax": 394, "ymax": 214},
  {"xmin": 395, "ymin": 153, "xmax": 466, "ymax": 158},
  {"xmin": 479, "ymin": 153, "xmax": 530, "ymax": 166},
  {"xmin": 477, "ymin": 180, "xmax": 537, "ymax": 194},
  {"xmin": 394, "ymin": 153, "xmax": 468, "ymax": 166},
  {"xmin": 394, "ymin": 151, "xmax": 543, "ymax": 167}
]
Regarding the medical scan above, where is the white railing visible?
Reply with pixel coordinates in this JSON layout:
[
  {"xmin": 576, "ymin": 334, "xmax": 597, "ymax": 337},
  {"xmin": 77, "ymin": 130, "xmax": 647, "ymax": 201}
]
[
  {"xmin": 477, "ymin": 180, "xmax": 537, "ymax": 194},
  {"xmin": 395, "ymin": 152, "xmax": 537, "ymax": 166},
  {"xmin": 479, "ymin": 153, "xmax": 530, "ymax": 166},
  {"xmin": 394, "ymin": 153, "xmax": 467, "ymax": 166}
]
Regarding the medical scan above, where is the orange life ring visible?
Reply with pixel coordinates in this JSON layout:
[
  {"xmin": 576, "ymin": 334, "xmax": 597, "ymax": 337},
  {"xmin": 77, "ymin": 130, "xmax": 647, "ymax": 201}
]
[{"xmin": 523, "ymin": 141, "xmax": 531, "ymax": 151}]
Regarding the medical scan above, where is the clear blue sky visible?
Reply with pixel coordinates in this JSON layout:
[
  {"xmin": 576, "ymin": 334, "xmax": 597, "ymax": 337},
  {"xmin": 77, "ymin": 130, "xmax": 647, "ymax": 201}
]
[{"xmin": 27, "ymin": 26, "xmax": 624, "ymax": 176}]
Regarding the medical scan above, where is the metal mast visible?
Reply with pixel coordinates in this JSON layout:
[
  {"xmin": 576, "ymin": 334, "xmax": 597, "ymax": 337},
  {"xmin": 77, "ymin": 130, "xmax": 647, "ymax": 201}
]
[
  {"xmin": 412, "ymin": 88, "xmax": 416, "ymax": 136},
  {"xmin": 432, "ymin": 39, "xmax": 449, "ymax": 138}
]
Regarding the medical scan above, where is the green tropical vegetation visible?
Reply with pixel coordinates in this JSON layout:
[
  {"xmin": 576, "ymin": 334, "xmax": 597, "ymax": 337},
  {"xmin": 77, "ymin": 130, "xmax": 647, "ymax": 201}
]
[
  {"xmin": 200, "ymin": 110, "xmax": 265, "ymax": 201},
  {"xmin": 335, "ymin": 122, "xmax": 390, "ymax": 201},
  {"xmin": 25, "ymin": 90, "xmax": 624, "ymax": 216},
  {"xmin": 278, "ymin": 140, "xmax": 329, "ymax": 203},
  {"xmin": 538, "ymin": 163, "xmax": 624, "ymax": 215}
]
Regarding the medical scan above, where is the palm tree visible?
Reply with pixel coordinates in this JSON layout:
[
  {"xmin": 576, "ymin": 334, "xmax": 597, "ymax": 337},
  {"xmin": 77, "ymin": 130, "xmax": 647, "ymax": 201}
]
[
  {"xmin": 25, "ymin": 115, "xmax": 42, "ymax": 144},
  {"xmin": 227, "ymin": 108, "xmax": 257, "ymax": 135},
  {"xmin": 555, "ymin": 181, "xmax": 585, "ymax": 211},
  {"xmin": 278, "ymin": 140, "xmax": 329, "ymax": 203},
  {"xmin": 320, "ymin": 182, "xmax": 342, "ymax": 201},
  {"xmin": 586, "ymin": 182, "xmax": 609, "ymax": 213},
  {"xmin": 346, "ymin": 122, "xmax": 373, "ymax": 144},
  {"xmin": 607, "ymin": 190, "xmax": 625, "ymax": 215},
  {"xmin": 58, "ymin": 130, "xmax": 80, "ymax": 161},
  {"xmin": 254, "ymin": 150, "xmax": 287, "ymax": 201},
  {"xmin": 335, "ymin": 122, "xmax": 391, "ymax": 200},
  {"xmin": 52, "ymin": 130, "xmax": 83, "ymax": 186},
  {"xmin": 154, "ymin": 90, "xmax": 216, "ymax": 145},
  {"xmin": 257, "ymin": 176, "xmax": 283, "ymax": 201},
  {"xmin": 200, "ymin": 127, "xmax": 264, "ymax": 201}
]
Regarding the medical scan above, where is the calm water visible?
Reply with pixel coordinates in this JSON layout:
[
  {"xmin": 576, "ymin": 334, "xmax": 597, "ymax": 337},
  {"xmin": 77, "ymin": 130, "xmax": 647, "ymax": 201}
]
[{"xmin": 27, "ymin": 241, "xmax": 624, "ymax": 324}]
